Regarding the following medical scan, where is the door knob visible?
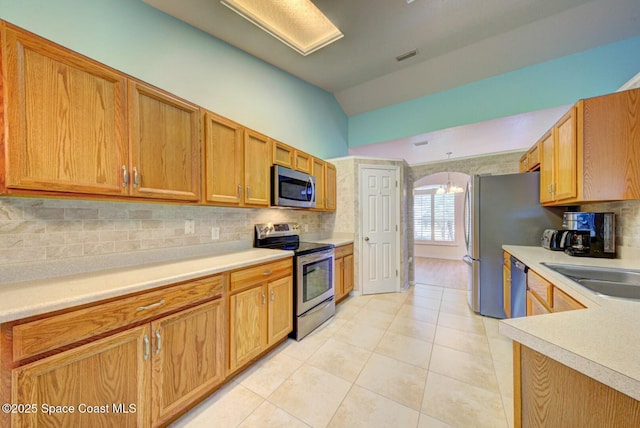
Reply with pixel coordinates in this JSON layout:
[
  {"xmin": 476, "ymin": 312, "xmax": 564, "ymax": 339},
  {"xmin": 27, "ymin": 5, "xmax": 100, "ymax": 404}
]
[{"xmin": 364, "ymin": 237, "xmax": 370, "ymax": 242}]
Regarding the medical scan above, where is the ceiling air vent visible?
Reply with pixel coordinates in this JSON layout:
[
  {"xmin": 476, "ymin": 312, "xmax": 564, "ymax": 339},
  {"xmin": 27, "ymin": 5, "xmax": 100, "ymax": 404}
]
[{"xmin": 396, "ymin": 49, "xmax": 417, "ymax": 62}]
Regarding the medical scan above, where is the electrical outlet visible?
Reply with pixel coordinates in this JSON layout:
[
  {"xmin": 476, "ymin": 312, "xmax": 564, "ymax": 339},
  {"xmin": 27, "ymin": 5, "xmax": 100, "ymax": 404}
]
[
  {"xmin": 211, "ymin": 227, "xmax": 220, "ymax": 240},
  {"xmin": 184, "ymin": 220, "xmax": 195, "ymax": 235},
  {"xmin": 304, "ymin": 224, "xmax": 309, "ymax": 232}
]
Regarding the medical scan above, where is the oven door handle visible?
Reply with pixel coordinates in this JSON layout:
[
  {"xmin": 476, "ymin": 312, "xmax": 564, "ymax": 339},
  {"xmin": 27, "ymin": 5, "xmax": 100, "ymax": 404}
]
[
  {"xmin": 299, "ymin": 296, "xmax": 335, "ymax": 318},
  {"xmin": 297, "ymin": 249, "xmax": 334, "ymax": 265}
]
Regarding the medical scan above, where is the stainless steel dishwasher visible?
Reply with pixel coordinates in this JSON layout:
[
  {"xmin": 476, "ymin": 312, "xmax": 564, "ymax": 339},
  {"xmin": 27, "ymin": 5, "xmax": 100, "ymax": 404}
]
[{"xmin": 511, "ymin": 257, "xmax": 528, "ymax": 318}]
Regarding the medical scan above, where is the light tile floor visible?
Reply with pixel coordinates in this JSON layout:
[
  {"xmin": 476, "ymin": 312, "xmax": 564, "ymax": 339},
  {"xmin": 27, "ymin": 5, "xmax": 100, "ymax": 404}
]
[{"xmin": 171, "ymin": 284, "xmax": 514, "ymax": 428}]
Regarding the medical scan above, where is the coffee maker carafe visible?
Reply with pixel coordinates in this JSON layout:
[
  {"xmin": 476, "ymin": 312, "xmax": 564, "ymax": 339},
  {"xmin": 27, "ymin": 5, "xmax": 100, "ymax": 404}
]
[{"xmin": 562, "ymin": 212, "xmax": 616, "ymax": 258}]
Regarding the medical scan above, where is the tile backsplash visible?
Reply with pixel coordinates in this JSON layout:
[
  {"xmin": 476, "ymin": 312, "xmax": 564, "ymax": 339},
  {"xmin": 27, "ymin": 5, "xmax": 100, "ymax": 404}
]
[
  {"xmin": 0, "ymin": 197, "xmax": 335, "ymax": 265},
  {"xmin": 580, "ymin": 200, "xmax": 640, "ymax": 249}
]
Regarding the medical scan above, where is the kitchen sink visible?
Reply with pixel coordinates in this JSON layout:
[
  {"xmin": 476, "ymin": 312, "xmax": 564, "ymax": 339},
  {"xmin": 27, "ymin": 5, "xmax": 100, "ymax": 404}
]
[{"xmin": 541, "ymin": 263, "xmax": 640, "ymax": 300}]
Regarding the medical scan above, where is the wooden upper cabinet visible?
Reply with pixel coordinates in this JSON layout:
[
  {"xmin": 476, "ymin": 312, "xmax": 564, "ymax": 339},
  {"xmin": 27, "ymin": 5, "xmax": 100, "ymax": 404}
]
[
  {"xmin": 294, "ymin": 150, "xmax": 312, "ymax": 173},
  {"xmin": 553, "ymin": 107, "xmax": 578, "ymax": 201},
  {"xmin": 243, "ymin": 129, "xmax": 271, "ymax": 206},
  {"xmin": 538, "ymin": 88, "xmax": 640, "ymax": 205},
  {"xmin": 202, "ymin": 111, "xmax": 244, "ymax": 205},
  {"xmin": 128, "ymin": 81, "xmax": 201, "ymax": 201},
  {"xmin": 539, "ymin": 131, "xmax": 555, "ymax": 204},
  {"xmin": 272, "ymin": 140, "xmax": 294, "ymax": 168},
  {"xmin": 1, "ymin": 22, "xmax": 129, "ymax": 196},
  {"xmin": 325, "ymin": 162, "xmax": 337, "ymax": 211},
  {"xmin": 519, "ymin": 143, "xmax": 540, "ymax": 172},
  {"xmin": 312, "ymin": 158, "xmax": 326, "ymax": 210}
]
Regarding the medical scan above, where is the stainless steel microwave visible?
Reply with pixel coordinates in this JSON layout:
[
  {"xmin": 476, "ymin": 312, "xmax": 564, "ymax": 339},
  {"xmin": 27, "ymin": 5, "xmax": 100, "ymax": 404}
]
[{"xmin": 272, "ymin": 165, "xmax": 316, "ymax": 208}]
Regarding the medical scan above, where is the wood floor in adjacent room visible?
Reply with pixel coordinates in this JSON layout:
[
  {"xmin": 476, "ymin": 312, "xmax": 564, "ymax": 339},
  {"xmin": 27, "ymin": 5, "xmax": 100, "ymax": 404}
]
[{"xmin": 414, "ymin": 257, "xmax": 468, "ymax": 290}]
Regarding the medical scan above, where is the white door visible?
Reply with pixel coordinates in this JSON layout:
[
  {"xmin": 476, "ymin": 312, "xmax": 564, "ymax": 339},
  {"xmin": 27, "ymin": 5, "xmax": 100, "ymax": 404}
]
[{"xmin": 360, "ymin": 165, "xmax": 400, "ymax": 295}]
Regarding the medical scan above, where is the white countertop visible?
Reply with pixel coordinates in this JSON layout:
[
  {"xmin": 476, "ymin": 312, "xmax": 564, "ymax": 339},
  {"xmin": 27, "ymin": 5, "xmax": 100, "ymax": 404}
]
[
  {"xmin": 499, "ymin": 245, "xmax": 640, "ymax": 400},
  {"xmin": 0, "ymin": 248, "xmax": 292, "ymax": 323}
]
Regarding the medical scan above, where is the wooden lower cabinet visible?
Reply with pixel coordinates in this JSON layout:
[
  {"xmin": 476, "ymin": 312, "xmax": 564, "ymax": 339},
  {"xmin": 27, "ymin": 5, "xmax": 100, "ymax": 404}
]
[
  {"xmin": 12, "ymin": 326, "xmax": 149, "ymax": 427},
  {"xmin": 9, "ymin": 298, "xmax": 225, "ymax": 428},
  {"xmin": 151, "ymin": 299, "xmax": 225, "ymax": 426},
  {"xmin": 228, "ymin": 286, "xmax": 268, "ymax": 372},
  {"xmin": 515, "ymin": 343, "xmax": 640, "ymax": 427},
  {"xmin": 503, "ymin": 251, "xmax": 512, "ymax": 318},
  {"xmin": 228, "ymin": 260, "xmax": 293, "ymax": 374},
  {"xmin": 268, "ymin": 276, "xmax": 294, "ymax": 344},
  {"xmin": 334, "ymin": 244, "xmax": 354, "ymax": 303},
  {"xmin": 3, "ymin": 274, "xmax": 226, "ymax": 428}
]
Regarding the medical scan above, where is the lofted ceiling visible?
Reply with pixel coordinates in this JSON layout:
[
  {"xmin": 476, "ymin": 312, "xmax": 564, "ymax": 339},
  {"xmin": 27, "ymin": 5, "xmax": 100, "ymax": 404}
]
[
  {"xmin": 143, "ymin": 0, "xmax": 640, "ymax": 116},
  {"xmin": 142, "ymin": 0, "xmax": 640, "ymax": 162}
]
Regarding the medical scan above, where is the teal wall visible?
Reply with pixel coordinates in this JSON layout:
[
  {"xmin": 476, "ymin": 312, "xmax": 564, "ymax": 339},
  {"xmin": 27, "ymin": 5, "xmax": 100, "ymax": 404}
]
[
  {"xmin": 348, "ymin": 35, "xmax": 640, "ymax": 147},
  {"xmin": 0, "ymin": 0, "xmax": 349, "ymax": 158},
  {"xmin": 3, "ymin": 0, "xmax": 639, "ymax": 154}
]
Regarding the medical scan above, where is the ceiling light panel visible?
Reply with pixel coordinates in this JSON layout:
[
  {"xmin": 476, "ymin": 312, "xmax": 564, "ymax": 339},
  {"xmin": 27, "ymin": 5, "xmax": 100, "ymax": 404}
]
[{"xmin": 221, "ymin": 0, "xmax": 343, "ymax": 56}]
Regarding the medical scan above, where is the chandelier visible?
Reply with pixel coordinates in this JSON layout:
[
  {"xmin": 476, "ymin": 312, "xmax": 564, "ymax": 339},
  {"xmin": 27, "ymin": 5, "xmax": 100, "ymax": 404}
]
[{"xmin": 436, "ymin": 152, "xmax": 464, "ymax": 194}]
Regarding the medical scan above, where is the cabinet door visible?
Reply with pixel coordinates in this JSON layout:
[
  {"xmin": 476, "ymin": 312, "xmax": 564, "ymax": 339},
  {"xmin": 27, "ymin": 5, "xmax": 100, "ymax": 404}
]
[
  {"xmin": 12, "ymin": 326, "xmax": 150, "ymax": 428},
  {"xmin": 503, "ymin": 253, "xmax": 511, "ymax": 318},
  {"xmin": 554, "ymin": 107, "xmax": 578, "ymax": 201},
  {"xmin": 294, "ymin": 151, "xmax": 312, "ymax": 173},
  {"xmin": 203, "ymin": 112, "xmax": 244, "ymax": 205},
  {"xmin": 325, "ymin": 163, "xmax": 337, "ymax": 211},
  {"xmin": 229, "ymin": 286, "xmax": 267, "ymax": 372},
  {"xmin": 243, "ymin": 129, "xmax": 271, "ymax": 206},
  {"xmin": 272, "ymin": 140, "xmax": 294, "ymax": 168},
  {"xmin": 268, "ymin": 276, "xmax": 293, "ymax": 344},
  {"xmin": 151, "ymin": 299, "xmax": 225, "ymax": 426},
  {"xmin": 313, "ymin": 158, "xmax": 326, "ymax": 210},
  {"xmin": 129, "ymin": 81, "xmax": 201, "ymax": 201},
  {"xmin": 526, "ymin": 291, "xmax": 550, "ymax": 316},
  {"xmin": 2, "ymin": 23, "xmax": 128, "ymax": 196},
  {"xmin": 552, "ymin": 287, "xmax": 585, "ymax": 312},
  {"xmin": 343, "ymin": 254, "xmax": 354, "ymax": 296},
  {"xmin": 539, "ymin": 131, "xmax": 554, "ymax": 203},
  {"xmin": 334, "ymin": 256, "xmax": 345, "ymax": 301}
]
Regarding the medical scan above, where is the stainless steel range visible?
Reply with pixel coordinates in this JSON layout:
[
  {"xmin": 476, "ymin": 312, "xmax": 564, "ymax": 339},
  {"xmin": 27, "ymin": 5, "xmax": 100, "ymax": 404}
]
[{"xmin": 254, "ymin": 223, "xmax": 335, "ymax": 340}]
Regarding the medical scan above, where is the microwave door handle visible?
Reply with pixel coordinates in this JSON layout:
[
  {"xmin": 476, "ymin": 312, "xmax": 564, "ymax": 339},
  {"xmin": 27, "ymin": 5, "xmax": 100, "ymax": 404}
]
[{"xmin": 307, "ymin": 176, "xmax": 315, "ymax": 203}]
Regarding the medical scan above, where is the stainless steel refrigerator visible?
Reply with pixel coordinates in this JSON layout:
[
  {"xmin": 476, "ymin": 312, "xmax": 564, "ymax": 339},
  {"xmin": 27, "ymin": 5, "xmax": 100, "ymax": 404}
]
[{"xmin": 463, "ymin": 172, "xmax": 562, "ymax": 318}]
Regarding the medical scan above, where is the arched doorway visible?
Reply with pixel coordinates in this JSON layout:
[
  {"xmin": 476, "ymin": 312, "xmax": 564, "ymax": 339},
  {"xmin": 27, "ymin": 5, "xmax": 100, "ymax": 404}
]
[{"xmin": 413, "ymin": 171, "xmax": 469, "ymax": 289}]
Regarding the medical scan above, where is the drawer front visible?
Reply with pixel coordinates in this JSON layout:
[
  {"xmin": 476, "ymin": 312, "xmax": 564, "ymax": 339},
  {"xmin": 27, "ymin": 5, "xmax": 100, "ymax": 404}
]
[
  {"xmin": 552, "ymin": 287, "xmax": 585, "ymax": 312},
  {"xmin": 230, "ymin": 258, "xmax": 292, "ymax": 292},
  {"xmin": 527, "ymin": 270, "xmax": 552, "ymax": 306},
  {"xmin": 335, "ymin": 244, "xmax": 353, "ymax": 259},
  {"xmin": 527, "ymin": 290, "xmax": 551, "ymax": 316},
  {"xmin": 12, "ymin": 274, "xmax": 224, "ymax": 362}
]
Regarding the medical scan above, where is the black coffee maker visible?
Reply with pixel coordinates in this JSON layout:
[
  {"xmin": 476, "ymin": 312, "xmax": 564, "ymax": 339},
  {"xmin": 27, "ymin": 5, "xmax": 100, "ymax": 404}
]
[{"xmin": 562, "ymin": 212, "xmax": 616, "ymax": 258}]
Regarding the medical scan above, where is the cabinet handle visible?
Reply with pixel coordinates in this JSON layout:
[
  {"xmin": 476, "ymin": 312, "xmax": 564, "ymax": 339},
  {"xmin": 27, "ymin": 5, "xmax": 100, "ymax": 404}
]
[
  {"xmin": 262, "ymin": 292, "xmax": 266, "ymax": 306},
  {"xmin": 122, "ymin": 165, "xmax": 129, "ymax": 187},
  {"xmin": 155, "ymin": 329, "xmax": 161, "ymax": 355},
  {"xmin": 136, "ymin": 299, "xmax": 165, "ymax": 312},
  {"xmin": 237, "ymin": 184, "xmax": 241, "ymax": 197},
  {"xmin": 270, "ymin": 289, "xmax": 275, "ymax": 302},
  {"xmin": 262, "ymin": 270, "xmax": 273, "ymax": 276},
  {"xmin": 246, "ymin": 186, "xmax": 251, "ymax": 199},
  {"xmin": 133, "ymin": 166, "xmax": 140, "ymax": 188},
  {"xmin": 143, "ymin": 334, "xmax": 150, "ymax": 361}
]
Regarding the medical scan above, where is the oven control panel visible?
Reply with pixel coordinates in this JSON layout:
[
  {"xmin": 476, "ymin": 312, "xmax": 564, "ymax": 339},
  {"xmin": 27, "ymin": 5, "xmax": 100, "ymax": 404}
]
[{"xmin": 255, "ymin": 222, "xmax": 300, "ymax": 239}]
